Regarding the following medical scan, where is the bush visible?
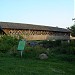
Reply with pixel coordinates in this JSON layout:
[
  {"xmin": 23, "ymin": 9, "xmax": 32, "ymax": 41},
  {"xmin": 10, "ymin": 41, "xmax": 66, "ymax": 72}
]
[
  {"xmin": 0, "ymin": 35, "xmax": 18, "ymax": 53},
  {"xmin": 24, "ymin": 46, "xmax": 47, "ymax": 59},
  {"xmin": 39, "ymin": 40, "xmax": 61, "ymax": 48},
  {"xmin": 56, "ymin": 54, "xmax": 75, "ymax": 62}
]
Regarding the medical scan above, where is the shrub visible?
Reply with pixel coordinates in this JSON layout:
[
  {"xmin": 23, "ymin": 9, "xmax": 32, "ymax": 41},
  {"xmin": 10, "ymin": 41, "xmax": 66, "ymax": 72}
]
[
  {"xmin": 39, "ymin": 40, "xmax": 61, "ymax": 48},
  {"xmin": 56, "ymin": 54, "xmax": 75, "ymax": 62},
  {"xmin": 0, "ymin": 35, "xmax": 18, "ymax": 53},
  {"xmin": 23, "ymin": 46, "xmax": 47, "ymax": 59}
]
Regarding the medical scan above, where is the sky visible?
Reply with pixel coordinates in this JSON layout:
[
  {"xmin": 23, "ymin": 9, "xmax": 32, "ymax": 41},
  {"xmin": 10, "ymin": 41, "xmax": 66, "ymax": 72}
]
[{"xmin": 0, "ymin": 0, "xmax": 74, "ymax": 28}]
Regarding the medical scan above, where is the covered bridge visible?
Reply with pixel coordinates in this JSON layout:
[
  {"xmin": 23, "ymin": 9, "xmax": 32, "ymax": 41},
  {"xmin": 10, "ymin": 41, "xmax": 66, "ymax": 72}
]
[{"xmin": 0, "ymin": 22, "xmax": 70, "ymax": 40}]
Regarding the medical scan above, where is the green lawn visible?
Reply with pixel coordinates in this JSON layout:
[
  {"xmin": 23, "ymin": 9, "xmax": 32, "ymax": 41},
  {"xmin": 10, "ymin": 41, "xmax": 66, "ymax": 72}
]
[{"xmin": 0, "ymin": 56, "xmax": 75, "ymax": 75}]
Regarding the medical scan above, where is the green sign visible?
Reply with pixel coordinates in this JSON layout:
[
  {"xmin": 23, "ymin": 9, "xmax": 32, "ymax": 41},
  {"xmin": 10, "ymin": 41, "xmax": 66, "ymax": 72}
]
[{"xmin": 17, "ymin": 40, "xmax": 26, "ymax": 51}]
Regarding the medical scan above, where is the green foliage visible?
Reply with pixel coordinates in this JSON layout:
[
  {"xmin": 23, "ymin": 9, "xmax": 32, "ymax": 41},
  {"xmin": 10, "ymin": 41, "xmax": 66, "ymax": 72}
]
[
  {"xmin": 39, "ymin": 40, "xmax": 75, "ymax": 55},
  {"xmin": 49, "ymin": 42, "xmax": 75, "ymax": 55},
  {"xmin": 56, "ymin": 54, "xmax": 75, "ymax": 62},
  {"xmin": 69, "ymin": 24, "xmax": 75, "ymax": 36},
  {"xmin": 0, "ymin": 35, "xmax": 18, "ymax": 53},
  {"xmin": 39, "ymin": 40, "xmax": 61, "ymax": 48},
  {"xmin": 24, "ymin": 46, "xmax": 46, "ymax": 59},
  {"xmin": 0, "ymin": 35, "xmax": 75, "ymax": 62}
]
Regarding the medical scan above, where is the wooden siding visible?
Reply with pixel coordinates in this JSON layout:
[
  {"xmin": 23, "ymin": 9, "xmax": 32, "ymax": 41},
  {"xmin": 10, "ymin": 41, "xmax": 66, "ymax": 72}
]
[{"xmin": 2, "ymin": 29, "xmax": 70, "ymax": 40}]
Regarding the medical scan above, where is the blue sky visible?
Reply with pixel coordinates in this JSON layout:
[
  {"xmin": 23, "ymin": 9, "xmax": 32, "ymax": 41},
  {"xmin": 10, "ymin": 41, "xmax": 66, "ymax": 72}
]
[{"xmin": 0, "ymin": 0, "xmax": 74, "ymax": 28}]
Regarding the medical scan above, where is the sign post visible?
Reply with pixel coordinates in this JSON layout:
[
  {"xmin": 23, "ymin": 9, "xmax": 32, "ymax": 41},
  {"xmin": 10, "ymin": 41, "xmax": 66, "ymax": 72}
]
[
  {"xmin": 17, "ymin": 39, "xmax": 26, "ymax": 58},
  {"xmin": 21, "ymin": 50, "xmax": 23, "ymax": 58}
]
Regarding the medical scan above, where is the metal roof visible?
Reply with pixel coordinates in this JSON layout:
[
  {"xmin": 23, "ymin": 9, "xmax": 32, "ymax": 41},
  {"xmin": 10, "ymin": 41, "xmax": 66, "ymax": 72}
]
[{"xmin": 0, "ymin": 22, "xmax": 70, "ymax": 33}]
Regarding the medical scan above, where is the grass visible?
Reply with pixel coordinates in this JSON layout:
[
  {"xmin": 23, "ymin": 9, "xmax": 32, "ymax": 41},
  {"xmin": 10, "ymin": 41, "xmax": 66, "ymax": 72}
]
[
  {"xmin": 0, "ymin": 36, "xmax": 75, "ymax": 75},
  {"xmin": 0, "ymin": 56, "xmax": 75, "ymax": 75}
]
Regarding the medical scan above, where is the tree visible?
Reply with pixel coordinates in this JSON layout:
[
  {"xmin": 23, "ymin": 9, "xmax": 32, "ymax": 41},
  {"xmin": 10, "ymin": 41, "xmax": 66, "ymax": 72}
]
[{"xmin": 69, "ymin": 24, "xmax": 75, "ymax": 37}]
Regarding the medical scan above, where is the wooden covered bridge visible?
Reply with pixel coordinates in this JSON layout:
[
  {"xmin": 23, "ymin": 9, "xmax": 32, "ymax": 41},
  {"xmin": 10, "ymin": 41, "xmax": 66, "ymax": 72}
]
[{"xmin": 0, "ymin": 22, "xmax": 70, "ymax": 40}]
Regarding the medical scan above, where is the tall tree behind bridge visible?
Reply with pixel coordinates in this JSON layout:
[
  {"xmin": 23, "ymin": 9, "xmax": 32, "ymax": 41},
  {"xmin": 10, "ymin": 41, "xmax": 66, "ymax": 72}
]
[{"xmin": 69, "ymin": 24, "xmax": 75, "ymax": 37}]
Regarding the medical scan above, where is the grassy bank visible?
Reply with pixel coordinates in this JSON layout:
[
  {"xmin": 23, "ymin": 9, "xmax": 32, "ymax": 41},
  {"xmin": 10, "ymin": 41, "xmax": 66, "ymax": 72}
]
[
  {"xmin": 0, "ymin": 35, "xmax": 75, "ymax": 75},
  {"xmin": 0, "ymin": 56, "xmax": 75, "ymax": 75}
]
